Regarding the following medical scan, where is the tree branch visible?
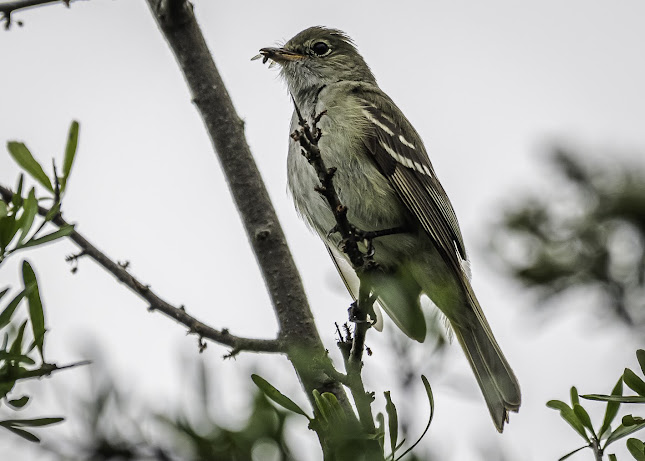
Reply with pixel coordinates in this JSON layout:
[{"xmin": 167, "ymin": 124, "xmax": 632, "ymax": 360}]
[
  {"xmin": 291, "ymin": 105, "xmax": 382, "ymax": 441},
  {"xmin": 0, "ymin": 0, "xmax": 78, "ymax": 29},
  {"xmin": 9, "ymin": 360, "xmax": 91, "ymax": 382},
  {"xmin": 142, "ymin": 0, "xmax": 353, "ymax": 416},
  {"xmin": 0, "ymin": 185, "xmax": 283, "ymax": 356}
]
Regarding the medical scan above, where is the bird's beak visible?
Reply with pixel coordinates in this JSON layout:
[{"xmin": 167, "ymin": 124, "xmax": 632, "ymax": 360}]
[{"xmin": 252, "ymin": 47, "xmax": 305, "ymax": 65}]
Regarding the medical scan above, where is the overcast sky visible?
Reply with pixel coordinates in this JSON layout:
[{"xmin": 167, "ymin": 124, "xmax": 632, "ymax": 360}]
[{"xmin": 1, "ymin": 1, "xmax": 644, "ymax": 459}]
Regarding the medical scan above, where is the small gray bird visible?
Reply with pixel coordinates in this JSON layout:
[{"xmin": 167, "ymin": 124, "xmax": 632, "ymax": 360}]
[{"xmin": 256, "ymin": 26, "xmax": 521, "ymax": 432}]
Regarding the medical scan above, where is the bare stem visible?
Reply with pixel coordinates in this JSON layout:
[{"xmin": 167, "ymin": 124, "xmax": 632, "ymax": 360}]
[{"xmin": 0, "ymin": 185, "xmax": 283, "ymax": 355}]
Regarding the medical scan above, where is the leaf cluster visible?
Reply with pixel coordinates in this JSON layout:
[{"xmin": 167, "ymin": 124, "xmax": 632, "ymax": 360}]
[
  {"xmin": 252, "ymin": 373, "xmax": 434, "ymax": 461},
  {"xmin": 548, "ymin": 349, "xmax": 645, "ymax": 460}
]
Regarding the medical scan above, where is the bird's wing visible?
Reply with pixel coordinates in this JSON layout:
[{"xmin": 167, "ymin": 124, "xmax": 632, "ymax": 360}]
[{"xmin": 357, "ymin": 90, "xmax": 468, "ymax": 279}]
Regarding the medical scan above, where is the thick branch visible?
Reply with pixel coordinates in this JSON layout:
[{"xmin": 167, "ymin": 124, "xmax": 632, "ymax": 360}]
[
  {"xmin": 0, "ymin": 185, "xmax": 283, "ymax": 355},
  {"xmin": 144, "ymin": 0, "xmax": 351, "ymax": 412}
]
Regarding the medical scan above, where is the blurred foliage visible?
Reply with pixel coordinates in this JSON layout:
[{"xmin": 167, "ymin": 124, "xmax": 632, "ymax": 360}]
[
  {"xmin": 549, "ymin": 349, "xmax": 645, "ymax": 460},
  {"xmin": 491, "ymin": 148, "xmax": 645, "ymax": 326},
  {"xmin": 37, "ymin": 359, "xmax": 297, "ymax": 461}
]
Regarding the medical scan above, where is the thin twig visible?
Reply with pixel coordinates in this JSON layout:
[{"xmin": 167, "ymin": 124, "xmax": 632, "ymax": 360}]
[
  {"xmin": 9, "ymin": 360, "xmax": 91, "ymax": 382},
  {"xmin": 0, "ymin": 185, "xmax": 283, "ymax": 355},
  {"xmin": 0, "ymin": 0, "xmax": 77, "ymax": 29},
  {"xmin": 291, "ymin": 105, "xmax": 381, "ymax": 435}
]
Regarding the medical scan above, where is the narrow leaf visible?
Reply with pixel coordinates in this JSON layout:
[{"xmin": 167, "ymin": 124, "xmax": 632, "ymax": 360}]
[
  {"xmin": 574, "ymin": 403, "xmax": 596, "ymax": 437},
  {"xmin": 7, "ymin": 396, "xmax": 29, "ymax": 408},
  {"xmin": 637, "ymin": 350, "xmax": 645, "ymax": 377},
  {"xmin": 22, "ymin": 261, "xmax": 45, "ymax": 360},
  {"xmin": 312, "ymin": 389, "xmax": 329, "ymax": 423},
  {"xmin": 61, "ymin": 121, "xmax": 79, "ymax": 192},
  {"xmin": 21, "ymin": 225, "xmax": 74, "ymax": 249},
  {"xmin": 583, "ymin": 395, "xmax": 645, "ymax": 404},
  {"xmin": 384, "ymin": 391, "xmax": 398, "ymax": 458},
  {"xmin": 625, "ymin": 368, "xmax": 645, "ymax": 397},
  {"xmin": 600, "ymin": 378, "xmax": 624, "ymax": 439},
  {"xmin": 251, "ymin": 374, "xmax": 309, "ymax": 418},
  {"xmin": 0, "ymin": 288, "xmax": 9, "ymax": 302},
  {"xmin": 7, "ymin": 142, "xmax": 53, "ymax": 192},
  {"xmin": 17, "ymin": 188, "xmax": 38, "ymax": 245},
  {"xmin": 571, "ymin": 386, "xmax": 580, "ymax": 406},
  {"xmin": 608, "ymin": 454, "xmax": 617, "ymax": 461},
  {"xmin": 547, "ymin": 400, "xmax": 590, "ymax": 442},
  {"xmin": 395, "ymin": 375, "xmax": 434, "ymax": 461},
  {"xmin": 606, "ymin": 421, "xmax": 645, "ymax": 446},
  {"xmin": 9, "ymin": 321, "xmax": 28, "ymax": 356},
  {"xmin": 0, "ymin": 417, "xmax": 64, "ymax": 427},
  {"xmin": 558, "ymin": 445, "xmax": 588, "ymax": 461},
  {"xmin": 0, "ymin": 202, "xmax": 7, "ymax": 219},
  {"xmin": 0, "ymin": 288, "xmax": 26, "ymax": 330},
  {"xmin": 627, "ymin": 438, "xmax": 645, "ymax": 461},
  {"xmin": 1, "ymin": 425, "xmax": 39, "ymax": 443},
  {"xmin": 13, "ymin": 175, "xmax": 24, "ymax": 208}
]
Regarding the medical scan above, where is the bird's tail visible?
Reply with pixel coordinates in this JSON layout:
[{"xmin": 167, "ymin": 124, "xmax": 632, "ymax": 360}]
[{"xmin": 450, "ymin": 297, "xmax": 521, "ymax": 432}]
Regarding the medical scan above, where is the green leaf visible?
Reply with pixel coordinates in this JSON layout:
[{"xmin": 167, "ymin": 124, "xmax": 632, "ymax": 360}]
[
  {"xmin": 395, "ymin": 375, "xmax": 434, "ymax": 461},
  {"xmin": 571, "ymin": 386, "xmax": 580, "ymax": 406},
  {"xmin": 600, "ymin": 378, "xmax": 624, "ymax": 438},
  {"xmin": 384, "ymin": 391, "xmax": 398, "ymax": 458},
  {"xmin": 13, "ymin": 175, "xmax": 24, "ymax": 208},
  {"xmin": 547, "ymin": 400, "xmax": 590, "ymax": 442},
  {"xmin": 606, "ymin": 420, "xmax": 645, "ymax": 446},
  {"xmin": 9, "ymin": 321, "xmax": 28, "ymax": 356},
  {"xmin": 0, "ymin": 288, "xmax": 26, "ymax": 330},
  {"xmin": 624, "ymin": 415, "xmax": 645, "ymax": 427},
  {"xmin": 583, "ymin": 395, "xmax": 645, "ymax": 404},
  {"xmin": 7, "ymin": 142, "xmax": 53, "ymax": 192},
  {"xmin": 625, "ymin": 368, "xmax": 645, "ymax": 397},
  {"xmin": 251, "ymin": 374, "xmax": 309, "ymax": 418},
  {"xmin": 22, "ymin": 261, "xmax": 45, "ymax": 360},
  {"xmin": 0, "ymin": 215, "xmax": 20, "ymax": 252},
  {"xmin": 7, "ymin": 396, "xmax": 29, "ymax": 408},
  {"xmin": 574, "ymin": 403, "xmax": 596, "ymax": 437},
  {"xmin": 0, "ymin": 425, "xmax": 39, "ymax": 443},
  {"xmin": 21, "ymin": 225, "xmax": 74, "ymax": 249},
  {"xmin": 43, "ymin": 202, "xmax": 60, "ymax": 223},
  {"xmin": 627, "ymin": 438, "xmax": 645, "ymax": 461},
  {"xmin": 0, "ymin": 379, "xmax": 16, "ymax": 400},
  {"xmin": 0, "ymin": 417, "xmax": 64, "ymax": 427},
  {"xmin": 0, "ymin": 288, "xmax": 9, "ymax": 302},
  {"xmin": 0, "ymin": 350, "xmax": 36, "ymax": 365},
  {"xmin": 60, "ymin": 121, "xmax": 79, "ymax": 193},
  {"xmin": 558, "ymin": 445, "xmax": 588, "ymax": 460},
  {"xmin": 609, "ymin": 454, "xmax": 617, "ymax": 461},
  {"xmin": 16, "ymin": 188, "xmax": 38, "ymax": 245},
  {"xmin": 0, "ymin": 202, "xmax": 7, "ymax": 219},
  {"xmin": 637, "ymin": 350, "xmax": 645, "ymax": 377}
]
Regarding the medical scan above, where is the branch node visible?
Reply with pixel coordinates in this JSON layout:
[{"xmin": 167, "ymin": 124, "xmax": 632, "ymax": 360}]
[
  {"xmin": 118, "ymin": 260, "xmax": 130, "ymax": 270},
  {"xmin": 197, "ymin": 335, "xmax": 207, "ymax": 353}
]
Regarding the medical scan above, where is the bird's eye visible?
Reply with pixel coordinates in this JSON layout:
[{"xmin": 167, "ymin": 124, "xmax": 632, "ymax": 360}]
[{"xmin": 311, "ymin": 41, "xmax": 331, "ymax": 56}]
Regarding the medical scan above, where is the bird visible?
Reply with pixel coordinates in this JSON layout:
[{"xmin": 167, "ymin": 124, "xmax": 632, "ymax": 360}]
[{"xmin": 255, "ymin": 26, "xmax": 521, "ymax": 432}]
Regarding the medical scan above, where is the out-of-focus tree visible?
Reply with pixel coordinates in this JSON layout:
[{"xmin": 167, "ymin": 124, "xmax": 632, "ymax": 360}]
[{"xmin": 491, "ymin": 148, "xmax": 645, "ymax": 327}]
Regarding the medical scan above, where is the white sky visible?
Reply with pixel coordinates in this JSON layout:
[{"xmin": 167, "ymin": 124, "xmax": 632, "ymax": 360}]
[{"xmin": 1, "ymin": 1, "xmax": 644, "ymax": 459}]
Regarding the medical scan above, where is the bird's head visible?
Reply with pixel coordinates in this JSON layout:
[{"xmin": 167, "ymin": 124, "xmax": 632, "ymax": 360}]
[{"xmin": 254, "ymin": 26, "xmax": 376, "ymax": 98}]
